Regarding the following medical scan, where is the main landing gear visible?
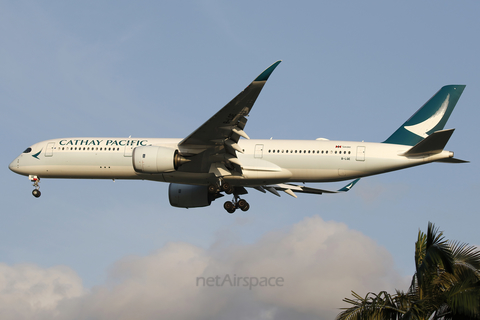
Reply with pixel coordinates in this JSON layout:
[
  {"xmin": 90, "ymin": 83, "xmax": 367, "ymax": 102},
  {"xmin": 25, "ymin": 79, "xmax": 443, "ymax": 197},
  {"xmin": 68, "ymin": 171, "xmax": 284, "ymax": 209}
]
[
  {"xmin": 208, "ymin": 180, "xmax": 250, "ymax": 214},
  {"xmin": 29, "ymin": 175, "xmax": 41, "ymax": 198},
  {"xmin": 223, "ymin": 196, "xmax": 250, "ymax": 214}
]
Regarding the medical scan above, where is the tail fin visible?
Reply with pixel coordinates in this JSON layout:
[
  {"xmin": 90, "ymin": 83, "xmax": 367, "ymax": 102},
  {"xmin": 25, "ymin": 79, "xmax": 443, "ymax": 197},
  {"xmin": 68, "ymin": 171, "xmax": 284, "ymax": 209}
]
[{"xmin": 383, "ymin": 85, "xmax": 465, "ymax": 146}]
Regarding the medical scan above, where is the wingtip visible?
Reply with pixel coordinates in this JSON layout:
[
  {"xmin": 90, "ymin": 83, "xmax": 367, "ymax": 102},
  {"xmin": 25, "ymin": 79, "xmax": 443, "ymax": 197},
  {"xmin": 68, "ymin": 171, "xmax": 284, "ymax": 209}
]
[
  {"xmin": 254, "ymin": 60, "xmax": 282, "ymax": 82},
  {"xmin": 338, "ymin": 178, "xmax": 360, "ymax": 192}
]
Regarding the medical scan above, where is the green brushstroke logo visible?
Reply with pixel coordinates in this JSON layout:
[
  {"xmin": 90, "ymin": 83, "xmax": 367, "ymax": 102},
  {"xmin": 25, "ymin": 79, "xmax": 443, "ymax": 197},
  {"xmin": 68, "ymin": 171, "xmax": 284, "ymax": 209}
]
[{"xmin": 32, "ymin": 149, "xmax": 42, "ymax": 159}]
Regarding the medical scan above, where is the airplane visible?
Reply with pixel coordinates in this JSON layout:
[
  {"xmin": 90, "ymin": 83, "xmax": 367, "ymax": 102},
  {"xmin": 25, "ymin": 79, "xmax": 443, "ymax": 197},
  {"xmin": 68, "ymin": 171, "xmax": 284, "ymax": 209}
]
[{"xmin": 9, "ymin": 61, "xmax": 468, "ymax": 213}]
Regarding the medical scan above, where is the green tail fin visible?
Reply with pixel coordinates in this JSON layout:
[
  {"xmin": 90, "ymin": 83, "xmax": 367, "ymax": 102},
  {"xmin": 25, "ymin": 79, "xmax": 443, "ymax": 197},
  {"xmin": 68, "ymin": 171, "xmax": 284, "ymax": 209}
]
[{"xmin": 383, "ymin": 85, "xmax": 465, "ymax": 146}]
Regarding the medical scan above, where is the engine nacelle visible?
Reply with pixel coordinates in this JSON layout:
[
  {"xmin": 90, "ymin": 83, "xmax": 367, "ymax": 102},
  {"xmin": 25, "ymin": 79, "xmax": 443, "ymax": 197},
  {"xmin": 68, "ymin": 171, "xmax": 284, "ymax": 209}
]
[
  {"xmin": 168, "ymin": 183, "xmax": 212, "ymax": 208},
  {"xmin": 132, "ymin": 146, "xmax": 187, "ymax": 173}
]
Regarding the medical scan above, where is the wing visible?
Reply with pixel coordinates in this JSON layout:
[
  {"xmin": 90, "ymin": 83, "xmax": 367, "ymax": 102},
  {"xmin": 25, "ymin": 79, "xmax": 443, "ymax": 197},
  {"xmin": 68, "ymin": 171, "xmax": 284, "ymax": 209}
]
[
  {"xmin": 177, "ymin": 61, "xmax": 281, "ymax": 174},
  {"xmin": 255, "ymin": 179, "xmax": 361, "ymax": 198}
]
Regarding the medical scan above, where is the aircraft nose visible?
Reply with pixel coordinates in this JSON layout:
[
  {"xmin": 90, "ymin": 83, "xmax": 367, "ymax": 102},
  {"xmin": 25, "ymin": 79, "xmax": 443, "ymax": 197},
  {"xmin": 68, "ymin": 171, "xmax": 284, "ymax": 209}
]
[{"xmin": 9, "ymin": 158, "xmax": 19, "ymax": 173}]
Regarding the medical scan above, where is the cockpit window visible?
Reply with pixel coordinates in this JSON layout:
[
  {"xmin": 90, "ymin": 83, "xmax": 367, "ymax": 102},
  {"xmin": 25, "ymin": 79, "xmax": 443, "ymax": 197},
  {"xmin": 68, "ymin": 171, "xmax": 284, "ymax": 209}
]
[{"xmin": 23, "ymin": 147, "xmax": 32, "ymax": 153}]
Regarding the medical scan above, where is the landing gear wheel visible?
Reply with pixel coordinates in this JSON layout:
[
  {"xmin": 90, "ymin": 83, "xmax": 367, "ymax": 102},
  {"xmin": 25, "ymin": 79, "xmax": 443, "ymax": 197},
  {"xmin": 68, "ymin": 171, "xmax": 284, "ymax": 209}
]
[
  {"xmin": 224, "ymin": 201, "xmax": 236, "ymax": 214},
  {"xmin": 30, "ymin": 176, "xmax": 41, "ymax": 198},
  {"xmin": 238, "ymin": 199, "xmax": 250, "ymax": 212},
  {"xmin": 222, "ymin": 182, "xmax": 233, "ymax": 194},
  {"xmin": 208, "ymin": 184, "xmax": 217, "ymax": 194}
]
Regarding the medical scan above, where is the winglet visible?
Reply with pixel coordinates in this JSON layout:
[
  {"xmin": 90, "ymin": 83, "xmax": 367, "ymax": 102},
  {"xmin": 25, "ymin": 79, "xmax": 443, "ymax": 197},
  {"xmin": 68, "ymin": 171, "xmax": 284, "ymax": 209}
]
[
  {"xmin": 254, "ymin": 60, "xmax": 282, "ymax": 82},
  {"xmin": 338, "ymin": 179, "xmax": 360, "ymax": 192}
]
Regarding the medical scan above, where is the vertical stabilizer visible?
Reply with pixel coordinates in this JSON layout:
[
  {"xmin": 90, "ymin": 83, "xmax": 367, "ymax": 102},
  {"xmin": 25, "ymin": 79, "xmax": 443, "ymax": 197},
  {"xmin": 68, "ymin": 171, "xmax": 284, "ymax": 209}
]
[{"xmin": 383, "ymin": 85, "xmax": 465, "ymax": 146}]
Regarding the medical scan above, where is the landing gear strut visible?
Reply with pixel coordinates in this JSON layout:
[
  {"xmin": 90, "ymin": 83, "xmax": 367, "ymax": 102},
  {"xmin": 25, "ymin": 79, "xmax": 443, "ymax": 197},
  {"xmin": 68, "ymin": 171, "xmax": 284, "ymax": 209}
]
[
  {"xmin": 29, "ymin": 175, "xmax": 41, "ymax": 198},
  {"xmin": 224, "ymin": 194, "xmax": 250, "ymax": 214},
  {"xmin": 208, "ymin": 179, "xmax": 250, "ymax": 213}
]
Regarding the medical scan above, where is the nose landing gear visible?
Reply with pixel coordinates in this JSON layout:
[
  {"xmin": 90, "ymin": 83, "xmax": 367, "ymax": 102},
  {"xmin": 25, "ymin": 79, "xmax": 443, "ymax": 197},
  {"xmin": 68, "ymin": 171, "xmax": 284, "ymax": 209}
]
[{"xmin": 29, "ymin": 175, "xmax": 41, "ymax": 198}]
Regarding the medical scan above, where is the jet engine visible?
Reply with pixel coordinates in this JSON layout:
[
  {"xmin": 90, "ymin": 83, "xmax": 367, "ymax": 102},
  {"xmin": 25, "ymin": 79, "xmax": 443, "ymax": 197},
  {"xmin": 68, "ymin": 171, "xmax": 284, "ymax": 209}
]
[
  {"xmin": 132, "ymin": 146, "xmax": 189, "ymax": 173},
  {"xmin": 169, "ymin": 183, "xmax": 219, "ymax": 208}
]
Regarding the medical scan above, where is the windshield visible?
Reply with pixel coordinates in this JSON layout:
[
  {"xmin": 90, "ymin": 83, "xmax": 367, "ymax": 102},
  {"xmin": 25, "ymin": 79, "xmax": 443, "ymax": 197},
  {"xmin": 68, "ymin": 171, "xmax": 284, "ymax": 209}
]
[{"xmin": 23, "ymin": 147, "xmax": 32, "ymax": 153}]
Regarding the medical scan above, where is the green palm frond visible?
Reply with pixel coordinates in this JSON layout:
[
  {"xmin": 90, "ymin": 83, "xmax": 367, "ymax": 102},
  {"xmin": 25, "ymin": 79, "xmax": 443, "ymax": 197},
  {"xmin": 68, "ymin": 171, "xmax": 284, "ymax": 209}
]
[
  {"xmin": 338, "ymin": 222, "xmax": 480, "ymax": 320},
  {"xmin": 450, "ymin": 241, "xmax": 480, "ymax": 272},
  {"xmin": 416, "ymin": 223, "xmax": 454, "ymax": 291},
  {"xmin": 337, "ymin": 291, "xmax": 406, "ymax": 320},
  {"xmin": 444, "ymin": 280, "xmax": 480, "ymax": 318}
]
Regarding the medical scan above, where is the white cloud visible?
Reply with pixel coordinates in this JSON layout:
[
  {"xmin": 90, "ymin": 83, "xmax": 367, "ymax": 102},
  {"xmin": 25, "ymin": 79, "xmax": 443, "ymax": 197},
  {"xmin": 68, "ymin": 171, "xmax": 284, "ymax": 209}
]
[
  {"xmin": 0, "ymin": 216, "xmax": 405, "ymax": 320},
  {"xmin": 0, "ymin": 263, "xmax": 84, "ymax": 320}
]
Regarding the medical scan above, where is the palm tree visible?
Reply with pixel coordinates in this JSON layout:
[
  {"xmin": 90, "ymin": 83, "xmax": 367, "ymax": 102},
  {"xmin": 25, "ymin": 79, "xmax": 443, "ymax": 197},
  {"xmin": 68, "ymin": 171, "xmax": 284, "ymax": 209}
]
[{"xmin": 337, "ymin": 222, "xmax": 480, "ymax": 320}]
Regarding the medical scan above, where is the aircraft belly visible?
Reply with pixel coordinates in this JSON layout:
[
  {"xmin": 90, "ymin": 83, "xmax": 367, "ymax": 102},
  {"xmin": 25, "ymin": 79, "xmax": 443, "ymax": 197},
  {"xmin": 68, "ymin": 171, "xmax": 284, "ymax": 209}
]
[{"xmin": 18, "ymin": 164, "xmax": 139, "ymax": 179}]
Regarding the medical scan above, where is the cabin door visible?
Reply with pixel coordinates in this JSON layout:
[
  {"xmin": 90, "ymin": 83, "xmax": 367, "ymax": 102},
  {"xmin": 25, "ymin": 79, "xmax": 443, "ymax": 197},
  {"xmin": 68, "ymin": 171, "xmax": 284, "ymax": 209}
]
[
  {"xmin": 45, "ymin": 142, "xmax": 55, "ymax": 157},
  {"xmin": 356, "ymin": 146, "xmax": 365, "ymax": 161},
  {"xmin": 254, "ymin": 144, "xmax": 264, "ymax": 158}
]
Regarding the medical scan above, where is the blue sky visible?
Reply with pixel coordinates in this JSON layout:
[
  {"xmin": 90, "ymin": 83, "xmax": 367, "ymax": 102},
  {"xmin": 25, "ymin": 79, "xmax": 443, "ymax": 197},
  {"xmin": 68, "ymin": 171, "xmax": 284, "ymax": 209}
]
[{"xmin": 1, "ymin": 1, "xmax": 479, "ymax": 319}]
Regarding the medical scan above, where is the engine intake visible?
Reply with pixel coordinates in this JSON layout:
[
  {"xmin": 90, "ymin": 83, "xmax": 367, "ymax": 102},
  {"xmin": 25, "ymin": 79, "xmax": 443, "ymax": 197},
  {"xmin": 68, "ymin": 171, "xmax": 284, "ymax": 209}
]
[{"xmin": 132, "ymin": 146, "xmax": 189, "ymax": 173}]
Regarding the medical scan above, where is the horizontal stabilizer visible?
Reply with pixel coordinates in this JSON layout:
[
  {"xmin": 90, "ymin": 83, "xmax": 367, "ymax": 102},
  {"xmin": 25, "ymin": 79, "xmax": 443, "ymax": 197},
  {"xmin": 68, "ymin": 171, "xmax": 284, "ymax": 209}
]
[
  {"xmin": 435, "ymin": 158, "xmax": 469, "ymax": 164},
  {"xmin": 402, "ymin": 129, "xmax": 454, "ymax": 157}
]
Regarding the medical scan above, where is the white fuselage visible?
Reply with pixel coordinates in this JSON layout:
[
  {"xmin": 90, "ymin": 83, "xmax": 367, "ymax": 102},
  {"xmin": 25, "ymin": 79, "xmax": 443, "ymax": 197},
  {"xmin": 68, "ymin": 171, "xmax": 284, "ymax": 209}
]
[{"xmin": 9, "ymin": 137, "xmax": 454, "ymax": 186}]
